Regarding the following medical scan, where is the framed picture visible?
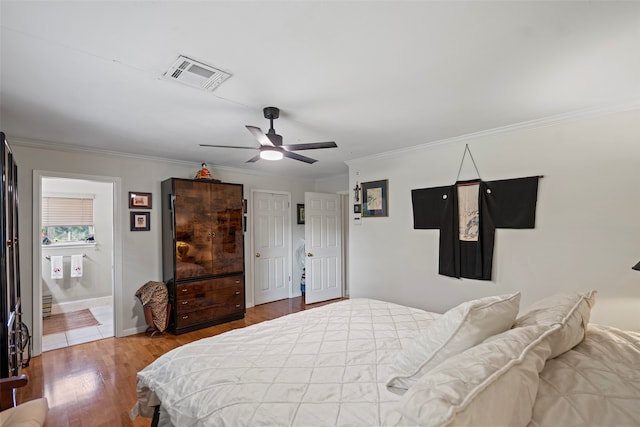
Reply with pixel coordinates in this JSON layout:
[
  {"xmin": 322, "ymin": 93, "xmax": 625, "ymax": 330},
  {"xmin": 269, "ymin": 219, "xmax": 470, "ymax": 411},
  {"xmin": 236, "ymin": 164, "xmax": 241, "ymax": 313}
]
[
  {"xmin": 353, "ymin": 204, "xmax": 362, "ymax": 214},
  {"xmin": 129, "ymin": 191, "xmax": 152, "ymax": 209},
  {"xmin": 297, "ymin": 203, "xmax": 305, "ymax": 224},
  {"xmin": 130, "ymin": 211, "xmax": 150, "ymax": 231},
  {"xmin": 362, "ymin": 179, "xmax": 388, "ymax": 217}
]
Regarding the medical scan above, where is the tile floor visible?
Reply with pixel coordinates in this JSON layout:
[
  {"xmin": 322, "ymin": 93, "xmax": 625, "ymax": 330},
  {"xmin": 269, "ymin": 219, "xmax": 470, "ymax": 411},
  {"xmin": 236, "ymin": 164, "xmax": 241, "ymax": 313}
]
[{"xmin": 42, "ymin": 305, "xmax": 114, "ymax": 352}]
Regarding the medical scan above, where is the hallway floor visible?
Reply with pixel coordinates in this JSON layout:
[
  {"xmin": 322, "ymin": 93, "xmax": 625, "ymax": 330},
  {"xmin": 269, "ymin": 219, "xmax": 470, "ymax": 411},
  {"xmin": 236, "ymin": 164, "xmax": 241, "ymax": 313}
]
[{"xmin": 42, "ymin": 304, "xmax": 113, "ymax": 351}]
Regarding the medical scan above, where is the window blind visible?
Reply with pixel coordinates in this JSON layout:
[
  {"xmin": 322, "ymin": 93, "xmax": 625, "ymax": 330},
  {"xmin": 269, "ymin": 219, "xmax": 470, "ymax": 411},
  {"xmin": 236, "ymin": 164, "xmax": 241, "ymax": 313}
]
[{"xmin": 41, "ymin": 197, "xmax": 94, "ymax": 226}]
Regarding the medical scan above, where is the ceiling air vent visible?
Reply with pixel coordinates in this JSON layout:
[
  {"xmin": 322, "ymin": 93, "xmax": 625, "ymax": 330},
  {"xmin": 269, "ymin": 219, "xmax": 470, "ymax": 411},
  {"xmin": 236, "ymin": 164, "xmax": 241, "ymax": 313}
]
[{"xmin": 164, "ymin": 55, "xmax": 231, "ymax": 92}]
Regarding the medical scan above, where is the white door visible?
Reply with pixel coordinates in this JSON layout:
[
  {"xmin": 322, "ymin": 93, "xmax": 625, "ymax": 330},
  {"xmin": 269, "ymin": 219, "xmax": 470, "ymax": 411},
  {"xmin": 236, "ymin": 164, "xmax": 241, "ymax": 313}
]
[
  {"xmin": 304, "ymin": 192, "xmax": 342, "ymax": 304},
  {"xmin": 253, "ymin": 191, "xmax": 291, "ymax": 305}
]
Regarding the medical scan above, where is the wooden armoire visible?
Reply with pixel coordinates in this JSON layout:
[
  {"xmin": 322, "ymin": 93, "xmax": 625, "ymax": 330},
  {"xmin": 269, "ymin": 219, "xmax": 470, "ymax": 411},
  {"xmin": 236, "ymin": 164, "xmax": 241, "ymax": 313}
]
[
  {"xmin": 1, "ymin": 132, "xmax": 29, "ymax": 407},
  {"xmin": 161, "ymin": 178, "xmax": 245, "ymax": 334}
]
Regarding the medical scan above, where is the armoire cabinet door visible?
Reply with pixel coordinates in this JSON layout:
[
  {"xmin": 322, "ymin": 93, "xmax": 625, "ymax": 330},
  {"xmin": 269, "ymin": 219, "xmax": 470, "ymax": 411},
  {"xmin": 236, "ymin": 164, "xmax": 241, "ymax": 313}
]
[
  {"xmin": 210, "ymin": 184, "xmax": 243, "ymax": 276},
  {"xmin": 173, "ymin": 180, "xmax": 244, "ymax": 280},
  {"xmin": 173, "ymin": 180, "xmax": 214, "ymax": 280}
]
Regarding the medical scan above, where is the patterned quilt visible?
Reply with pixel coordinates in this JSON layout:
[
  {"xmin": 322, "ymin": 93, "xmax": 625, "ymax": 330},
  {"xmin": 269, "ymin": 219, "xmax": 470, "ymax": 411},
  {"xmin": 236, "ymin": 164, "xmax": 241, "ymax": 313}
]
[
  {"xmin": 135, "ymin": 298, "xmax": 439, "ymax": 426},
  {"xmin": 134, "ymin": 299, "xmax": 640, "ymax": 426},
  {"xmin": 530, "ymin": 324, "xmax": 640, "ymax": 427}
]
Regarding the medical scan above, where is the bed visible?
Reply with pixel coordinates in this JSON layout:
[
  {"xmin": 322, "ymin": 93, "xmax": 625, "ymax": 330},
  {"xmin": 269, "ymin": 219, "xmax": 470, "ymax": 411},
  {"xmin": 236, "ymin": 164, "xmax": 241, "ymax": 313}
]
[{"xmin": 132, "ymin": 291, "xmax": 640, "ymax": 426}]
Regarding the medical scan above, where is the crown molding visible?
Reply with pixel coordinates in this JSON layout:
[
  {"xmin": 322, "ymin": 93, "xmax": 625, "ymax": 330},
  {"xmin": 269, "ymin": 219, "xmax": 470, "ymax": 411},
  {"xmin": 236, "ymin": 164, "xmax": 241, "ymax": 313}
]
[
  {"xmin": 8, "ymin": 135, "xmax": 318, "ymax": 180},
  {"xmin": 346, "ymin": 97, "xmax": 640, "ymax": 166},
  {"xmin": 9, "ymin": 136, "xmax": 197, "ymax": 167}
]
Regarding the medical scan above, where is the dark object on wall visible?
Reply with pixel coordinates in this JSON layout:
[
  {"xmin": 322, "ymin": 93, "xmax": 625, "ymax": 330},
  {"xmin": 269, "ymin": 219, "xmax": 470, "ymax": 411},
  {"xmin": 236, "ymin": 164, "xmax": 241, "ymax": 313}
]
[
  {"xmin": 130, "ymin": 211, "xmax": 151, "ymax": 231},
  {"xmin": 633, "ymin": 260, "xmax": 640, "ymax": 271},
  {"xmin": 353, "ymin": 182, "xmax": 361, "ymax": 202},
  {"xmin": 0, "ymin": 132, "xmax": 30, "ymax": 409},
  {"xmin": 412, "ymin": 176, "xmax": 540, "ymax": 280},
  {"xmin": 297, "ymin": 204, "xmax": 305, "ymax": 224},
  {"xmin": 162, "ymin": 178, "xmax": 245, "ymax": 334},
  {"xmin": 362, "ymin": 179, "xmax": 388, "ymax": 217},
  {"xmin": 129, "ymin": 191, "xmax": 152, "ymax": 209}
]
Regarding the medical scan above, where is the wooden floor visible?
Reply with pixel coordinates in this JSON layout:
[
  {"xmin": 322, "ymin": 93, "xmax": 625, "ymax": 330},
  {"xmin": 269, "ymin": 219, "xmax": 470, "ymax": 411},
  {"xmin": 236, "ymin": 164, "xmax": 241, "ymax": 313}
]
[{"xmin": 16, "ymin": 296, "xmax": 344, "ymax": 427}]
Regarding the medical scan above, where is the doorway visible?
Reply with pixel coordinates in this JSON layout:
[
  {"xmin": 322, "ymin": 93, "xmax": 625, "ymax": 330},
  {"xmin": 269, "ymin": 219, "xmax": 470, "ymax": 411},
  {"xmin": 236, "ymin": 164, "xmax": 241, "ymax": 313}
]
[
  {"xmin": 32, "ymin": 171, "xmax": 120, "ymax": 355},
  {"xmin": 304, "ymin": 192, "xmax": 343, "ymax": 304},
  {"xmin": 252, "ymin": 190, "xmax": 292, "ymax": 305}
]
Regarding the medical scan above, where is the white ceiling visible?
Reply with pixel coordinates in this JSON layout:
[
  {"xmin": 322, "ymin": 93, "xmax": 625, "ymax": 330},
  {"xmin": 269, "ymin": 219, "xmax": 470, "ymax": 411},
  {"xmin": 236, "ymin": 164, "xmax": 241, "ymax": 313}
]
[{"xmin": 1, "ymin": 1, "xmax": 639, "ymax": 179}]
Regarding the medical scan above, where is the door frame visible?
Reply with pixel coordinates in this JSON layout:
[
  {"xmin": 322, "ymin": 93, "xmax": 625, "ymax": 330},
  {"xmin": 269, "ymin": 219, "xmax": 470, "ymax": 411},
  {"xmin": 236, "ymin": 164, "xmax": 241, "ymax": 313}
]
[
  {"xmin": 249, "ymin": 189, "xmax": 293, "ymax": 308},
  {"xmin": 32, "ymin": 170, "xmax": 122, "ymax": 356}
]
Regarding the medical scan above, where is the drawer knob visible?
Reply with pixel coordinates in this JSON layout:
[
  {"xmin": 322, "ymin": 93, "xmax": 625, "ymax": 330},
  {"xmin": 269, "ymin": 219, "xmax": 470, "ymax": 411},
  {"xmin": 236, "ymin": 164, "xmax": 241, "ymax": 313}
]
[
  {"xmin": 235, "ymin": 291, "xmax": 240, "ymax": 295},
  {"xmin": 181, "ymin": 301, "xmax": 189, "ymax": 305},
  {"xmin": 235, "ymin": 304, "xmax": 240, "ymax": 308},
  {"xmin": 181, "ymin": 288, "xmax": 188, "ymax": 292},
  {"xmin": 235, "ymin": 280, "xmax": 240, "ymax": 284},
  {"xmin": 182, "ymin": 315, "xmax": 189, "ymax": 320}
]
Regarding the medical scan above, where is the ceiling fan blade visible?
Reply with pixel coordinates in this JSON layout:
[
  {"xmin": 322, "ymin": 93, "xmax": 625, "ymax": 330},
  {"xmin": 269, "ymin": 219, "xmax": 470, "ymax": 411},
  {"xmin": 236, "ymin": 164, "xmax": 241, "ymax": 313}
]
[
  {"xmin": 266, "ymin": 132, "xmax": 283, "ymax": 146},
  {"xmin": 283, "ymin": 151, "xmax": 317, "ymax": 164},
  {"xmin": 200, "ymin": 144, "xmax": 258, "ymax": 150},
  {"xmin": 246, "ymin": 154, "xmax": 261, "ymax": 163},
  {"xmin": 283, "ymin": 141, "xmax": 337, "ymax": 151},
  {"xmin": 246, "ymin": 125, "xmax": 275, "ymax": 147}
]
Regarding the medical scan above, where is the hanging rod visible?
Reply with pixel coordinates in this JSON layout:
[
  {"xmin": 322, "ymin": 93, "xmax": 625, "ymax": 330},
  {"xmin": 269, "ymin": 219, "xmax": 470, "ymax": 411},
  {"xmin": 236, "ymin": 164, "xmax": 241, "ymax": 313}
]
[{"xmin": 45, "ymin": 254, "xmax": 87, "ymax": 260}]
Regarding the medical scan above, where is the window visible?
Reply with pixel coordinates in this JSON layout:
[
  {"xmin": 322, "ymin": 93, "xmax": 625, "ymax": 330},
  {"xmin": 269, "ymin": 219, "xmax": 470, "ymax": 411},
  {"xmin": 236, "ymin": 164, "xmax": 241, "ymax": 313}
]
[{"xmin": 41, "ymin": 197, "xmax": 95, "ymax": 244}]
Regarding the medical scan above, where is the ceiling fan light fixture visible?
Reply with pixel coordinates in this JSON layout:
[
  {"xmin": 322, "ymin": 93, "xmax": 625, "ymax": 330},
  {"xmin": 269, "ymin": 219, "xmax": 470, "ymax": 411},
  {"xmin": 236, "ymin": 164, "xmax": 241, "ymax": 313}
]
[{"xmin": 260, "ymin": 148, "xmax": 283, "ymax": 161}]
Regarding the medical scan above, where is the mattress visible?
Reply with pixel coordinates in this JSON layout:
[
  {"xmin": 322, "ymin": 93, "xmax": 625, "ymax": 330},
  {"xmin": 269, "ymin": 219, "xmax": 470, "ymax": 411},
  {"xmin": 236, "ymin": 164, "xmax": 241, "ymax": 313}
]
[{"xmin": 135, "ymin": 298, "xmax": 439, "ymax": 426}]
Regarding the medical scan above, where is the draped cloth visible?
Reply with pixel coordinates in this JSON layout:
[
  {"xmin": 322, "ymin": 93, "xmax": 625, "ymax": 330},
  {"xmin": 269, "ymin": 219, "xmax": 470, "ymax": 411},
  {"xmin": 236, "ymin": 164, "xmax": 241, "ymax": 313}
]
[
  {"xmin": 412, "ymin": 176, "xmax": 539, "ymax": 280},
  {"xmin": 135, "ymin": 281, "xmax": 169, "ymax": 332}
]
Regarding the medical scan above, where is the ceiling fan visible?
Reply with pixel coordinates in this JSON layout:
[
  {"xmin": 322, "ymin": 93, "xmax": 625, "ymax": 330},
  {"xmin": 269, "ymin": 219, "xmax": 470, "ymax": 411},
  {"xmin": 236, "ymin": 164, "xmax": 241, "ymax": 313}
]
[{"xmin": 200, "ymin": 106, "xmax": 337, "ymax": 164}]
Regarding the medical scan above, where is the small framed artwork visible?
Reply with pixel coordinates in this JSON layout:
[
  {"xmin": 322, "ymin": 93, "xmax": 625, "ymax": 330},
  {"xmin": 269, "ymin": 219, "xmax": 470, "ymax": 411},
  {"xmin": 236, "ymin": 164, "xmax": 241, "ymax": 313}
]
[
  {"xmin": 297, "ymin": 203, "xmax": 305, "ymax": 224},
  {"xmin": 362, "ymin": 179, "xmax": 389, "ymax": 217},
  {"xmin": 129, "ymin": 192, "xmax": 152, "ymax": 209},
  {"xmin": 353, "ymin": 204, "xmax": 362, "ymax": 214},
  {"xmin": 130, "ymin": 211, "xmax": 150, "ymax": 231}
]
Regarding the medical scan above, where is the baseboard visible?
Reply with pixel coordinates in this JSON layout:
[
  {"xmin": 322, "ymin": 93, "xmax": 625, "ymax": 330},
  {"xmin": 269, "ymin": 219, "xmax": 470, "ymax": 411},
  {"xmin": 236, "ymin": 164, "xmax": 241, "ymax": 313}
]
[
  {"xmin": 51, "ymin": 295, "xmax": 112, "ymax": 315},
  {"xmin": 122, "ymin": 325, "xmax": 148, "ymax": 337}
]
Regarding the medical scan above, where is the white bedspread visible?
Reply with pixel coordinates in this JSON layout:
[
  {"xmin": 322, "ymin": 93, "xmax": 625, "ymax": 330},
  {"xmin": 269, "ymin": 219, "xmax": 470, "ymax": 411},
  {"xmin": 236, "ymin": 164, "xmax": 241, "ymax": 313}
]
[
  {"xmin": 136, "ymin": 298, "xmax": 439, "ymax": 426},
  {"xmin": 530, "ymin": 324, "xmax": 640, "ymax": 427}
]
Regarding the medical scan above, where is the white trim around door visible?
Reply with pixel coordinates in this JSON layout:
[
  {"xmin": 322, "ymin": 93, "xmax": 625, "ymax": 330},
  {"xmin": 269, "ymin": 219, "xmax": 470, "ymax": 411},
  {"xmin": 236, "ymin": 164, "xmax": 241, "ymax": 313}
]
[{"xmin": 32, "ymin": 170, "xmax": 122, "ymax": 356}]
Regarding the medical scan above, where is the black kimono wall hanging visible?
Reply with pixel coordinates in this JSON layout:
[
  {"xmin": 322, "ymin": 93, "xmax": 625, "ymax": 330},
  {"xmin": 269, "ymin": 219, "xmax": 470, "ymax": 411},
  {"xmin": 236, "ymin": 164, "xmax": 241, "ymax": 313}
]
[{"xmin": 411, "ymin": 145, "xmax": 540, "ymax": 280}]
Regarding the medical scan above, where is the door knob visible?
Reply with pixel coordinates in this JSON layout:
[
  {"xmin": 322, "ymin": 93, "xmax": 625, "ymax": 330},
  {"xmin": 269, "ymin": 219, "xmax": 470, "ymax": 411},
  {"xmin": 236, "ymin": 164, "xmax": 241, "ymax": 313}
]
[
  {"xmin": 256, "ymin": 252, "xmax": 261, "ymax": 258},
  {"xmin": 307, "ymin": 252, "xmax": 313, "ymax": 257}
]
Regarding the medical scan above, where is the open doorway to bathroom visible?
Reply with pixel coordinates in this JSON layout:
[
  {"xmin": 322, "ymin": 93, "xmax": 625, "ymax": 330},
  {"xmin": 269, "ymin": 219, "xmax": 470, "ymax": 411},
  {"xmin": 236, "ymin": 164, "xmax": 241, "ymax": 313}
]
[{"xmin": 38, "ymin": 176, "xmax": 115, "ymax": 352}]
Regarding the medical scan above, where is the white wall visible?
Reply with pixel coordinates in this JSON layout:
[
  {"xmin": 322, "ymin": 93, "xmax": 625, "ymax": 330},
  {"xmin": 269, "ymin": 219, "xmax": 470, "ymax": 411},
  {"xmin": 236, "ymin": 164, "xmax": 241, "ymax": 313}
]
[
  {"xmin": 12, "ymin": 143, "xmax": 316, "ymax": 340},
  {"xmin": 347, "ymin": 107, "xmax": 640, "ymax": 332},
  {"xmin": 315, "ymin": 173, "xmax": 348, "ymax": 194}
]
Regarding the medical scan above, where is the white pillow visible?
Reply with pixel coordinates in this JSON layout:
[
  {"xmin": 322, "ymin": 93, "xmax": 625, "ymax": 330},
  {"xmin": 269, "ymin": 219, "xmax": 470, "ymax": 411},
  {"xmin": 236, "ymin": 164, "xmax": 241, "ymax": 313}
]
[
  {"xmin": 398, "ymin": 324, "xmax": 553, "ymax": 427},
  {"xmin": 386, "ymin": 292, "xmax": 520, "ymax": 393},
  {"xmin": 514, "ymin": 290, "xmax": 596, "ymax": 358}
]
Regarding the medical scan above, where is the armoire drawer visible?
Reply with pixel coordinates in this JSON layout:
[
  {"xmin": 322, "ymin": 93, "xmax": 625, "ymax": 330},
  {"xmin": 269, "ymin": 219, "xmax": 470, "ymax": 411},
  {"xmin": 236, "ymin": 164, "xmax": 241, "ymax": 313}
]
[
  {"xmin": 176, "ymin": 302, "xmax": 244, "ymax": 328},
  {"xmin": 175, "ymin": 286, "xmax": 244, "ymax": 314},
  {"xmin": 176, "ymin": 275, "xmax": 244, "ymax": 298}
]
